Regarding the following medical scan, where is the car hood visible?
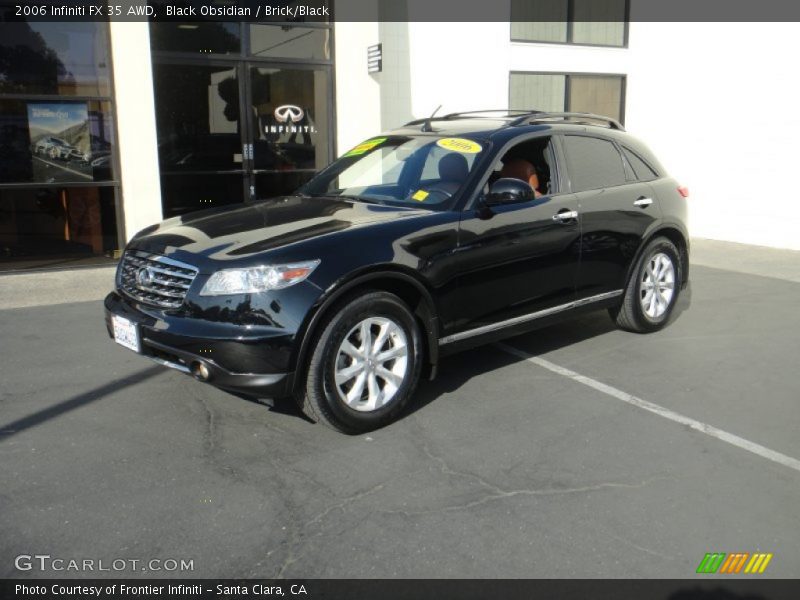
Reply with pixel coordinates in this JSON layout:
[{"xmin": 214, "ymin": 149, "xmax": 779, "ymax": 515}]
[{"xmin": 128, "ymin": 196, "xmax": 428, "ymax": 265}]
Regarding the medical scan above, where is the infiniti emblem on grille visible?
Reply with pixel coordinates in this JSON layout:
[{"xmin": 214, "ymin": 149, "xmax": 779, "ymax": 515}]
[{"xmin": 136, "ymin": 267, "xmax": 155, "ymax": 288}]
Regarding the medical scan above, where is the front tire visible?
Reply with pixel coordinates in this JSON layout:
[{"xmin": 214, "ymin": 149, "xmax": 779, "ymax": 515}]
[
  {"xmin": 610, "ymin": 236, "xmax": 682, "ymax": 333},
  {"xmin": 297, "ymin": 291, "xmax": 423, "ymax": 433}
]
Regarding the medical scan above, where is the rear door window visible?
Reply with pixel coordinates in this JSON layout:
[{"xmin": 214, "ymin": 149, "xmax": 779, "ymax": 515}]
[{"xmin": 563, "ymin": 135, "xmax": 627, "ymax": 192}]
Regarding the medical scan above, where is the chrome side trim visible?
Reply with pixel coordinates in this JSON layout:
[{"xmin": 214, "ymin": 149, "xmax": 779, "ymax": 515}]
[{"xmin": 438, "ymin": 290, "xmax": 624, "ymax": 345}]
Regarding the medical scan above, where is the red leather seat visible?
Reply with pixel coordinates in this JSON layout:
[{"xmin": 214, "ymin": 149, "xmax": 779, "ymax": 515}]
[{"xmin": 499, "ymin": 158, "xmax": 542, "ymax": 197}]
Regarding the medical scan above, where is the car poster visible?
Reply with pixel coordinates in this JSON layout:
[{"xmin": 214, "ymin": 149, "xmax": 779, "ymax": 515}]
[{"xmin": 27, "ymin": 102, "xmax": 92, "ymax": 183}]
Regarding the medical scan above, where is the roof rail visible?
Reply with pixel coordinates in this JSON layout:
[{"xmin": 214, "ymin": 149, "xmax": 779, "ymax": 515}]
[
  {"xmin": 441, "ymin": 109, "xmax": 537, "ymax": 119},
  {"xmin": 509, "ymin": 112, "xmax": 624, "ymax": 131},
  {"xmin": 401, "ymin": 110, "xmax": 624, "ymax": 131},
  {"xmin": 403, "ymin": 109, "xmax": 535, "ymax": 127}
]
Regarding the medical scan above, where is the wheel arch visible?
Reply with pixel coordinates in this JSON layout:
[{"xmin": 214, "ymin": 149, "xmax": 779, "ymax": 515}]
[
  {"xmin": 291, "ymin": 266, "xmax": 440, "ymax": 396},
  {"xmin": 630, "ymin": 224, "xmax": 690, "ymax": 286}
]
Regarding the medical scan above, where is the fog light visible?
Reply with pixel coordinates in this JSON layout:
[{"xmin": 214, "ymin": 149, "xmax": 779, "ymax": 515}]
[{"xmin": 191, "ymin": 362, "xmax": 211, "ymax": 381}]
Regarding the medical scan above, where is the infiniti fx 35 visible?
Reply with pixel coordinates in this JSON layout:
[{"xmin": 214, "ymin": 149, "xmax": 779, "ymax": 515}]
[{"xmin": 105, "ymin": 111, "xmax": 689, "ymax": 433}]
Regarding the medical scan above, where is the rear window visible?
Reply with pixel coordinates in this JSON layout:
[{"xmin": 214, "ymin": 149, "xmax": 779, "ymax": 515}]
[
  {"xmin": 563, "ymin": 135, "xmax": 627, "ymax": 192},
  {"xmin": 622, "ymin": 146, "xmax": 659, "ymax": 181}
]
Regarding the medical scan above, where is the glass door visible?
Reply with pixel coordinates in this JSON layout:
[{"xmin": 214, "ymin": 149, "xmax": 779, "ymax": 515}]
[
  {"xmin": 152, "ymin": 60, "xmax": 248, "ymax": 217},
  {"xmin": 152, "ymin": 21, "xmax": 335, "ymax": 214},
  {"xmin": 244, "ymin": 63, "xmax": 333, "ymax": 201}
]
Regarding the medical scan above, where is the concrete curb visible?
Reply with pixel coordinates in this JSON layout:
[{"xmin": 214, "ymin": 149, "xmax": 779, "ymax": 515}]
[
  {"xmin": 0, "ymin": 266, "xmax": 116, "ymax": 310},
  {"xmin": 691, "ymin": 238, "xmax": 800, "ymax": 284}
]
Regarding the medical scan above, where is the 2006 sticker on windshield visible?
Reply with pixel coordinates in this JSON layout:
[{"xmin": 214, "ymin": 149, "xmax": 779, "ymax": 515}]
[
  {"xmin": 344, "ymin": 137, "xmax": 387, "ymax": 157},
  {"xmin": 436, "ymin": 138, "xmax": 482, "ymax": 154}
]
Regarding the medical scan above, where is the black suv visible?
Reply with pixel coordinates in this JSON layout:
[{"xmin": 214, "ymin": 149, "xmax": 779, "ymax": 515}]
[{"xmin": 105, "ymin": 110, "xmax": 689, "ymax": 433}]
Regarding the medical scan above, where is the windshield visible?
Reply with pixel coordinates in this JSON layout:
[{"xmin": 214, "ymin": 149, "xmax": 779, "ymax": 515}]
[{"xmin": 300, "ymin": 135, "xmax": 489, "ymax": 210}]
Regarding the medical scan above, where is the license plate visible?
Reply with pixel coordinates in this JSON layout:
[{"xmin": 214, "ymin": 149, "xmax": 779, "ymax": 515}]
[{"xmin": 112, "ymin": 315, "xmax": 140, "ymax": 353}]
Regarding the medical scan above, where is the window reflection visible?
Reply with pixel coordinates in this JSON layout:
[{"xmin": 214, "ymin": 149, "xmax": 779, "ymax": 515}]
[
  {"xmin": 153, "ymin": 64, "xmax": 242, "ymax": 173},
  {"xmin": 249, "ymin": 25, "xmax": 330, "ymax": 60},
  {"xmin": 0, "ymin": 18, "xmax": 110, "ymax": 95}
]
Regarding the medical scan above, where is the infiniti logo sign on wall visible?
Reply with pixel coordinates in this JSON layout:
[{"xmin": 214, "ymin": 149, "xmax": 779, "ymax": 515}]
[
  {"xmin": 274, "ymin": 104, "xmax": 304, "ymax": 123},
  {"xmin": 268, "ymin": 104, "xmax": 316, "ymax": 135}
]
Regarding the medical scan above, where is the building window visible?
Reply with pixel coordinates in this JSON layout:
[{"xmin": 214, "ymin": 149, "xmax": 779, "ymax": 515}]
[
  {"xmin": 510, "ymin": 0, "xmax": 628, "ymax": 48},
  {"xmin": 0, "ymin": 9, "xmax": 120, "ymax": 270},
  {"xmin": 509, "ymin": 72, "xmax": 626, "ymax": 124},
  {"xmin": 149, "ymin": 22, "xmax": 241, "ymax": 55}
]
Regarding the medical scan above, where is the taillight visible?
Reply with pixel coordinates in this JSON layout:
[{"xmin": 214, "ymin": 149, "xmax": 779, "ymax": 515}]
[{"xmin": 677, "ymin": 186, "xmax": 690, "ymax": 198}]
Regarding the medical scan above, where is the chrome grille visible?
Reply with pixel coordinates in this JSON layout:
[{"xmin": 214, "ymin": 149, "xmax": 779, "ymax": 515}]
[{"xmin": 118, "ymin": 250, "xmax": 198, "ymax": 309}]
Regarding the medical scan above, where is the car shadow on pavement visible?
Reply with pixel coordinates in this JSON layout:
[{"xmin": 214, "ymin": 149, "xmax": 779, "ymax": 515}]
[
  {"xmin": 406, "ymin": 287, "xmax": 692, "ymax": 420},
  {"xmin": 223, "ymin": 295, "xmax": 692, "ymax": 428},
  {"xmin": 0, "ymin": 365, "xmax": 164, "ymax": 440},
  {"xmin": 238, "ymin": 311, "xmax": 618, "ymax": 426},
  {"xmin": 406, "ymin": 309, "xmax": 620, "ymax": 418}
]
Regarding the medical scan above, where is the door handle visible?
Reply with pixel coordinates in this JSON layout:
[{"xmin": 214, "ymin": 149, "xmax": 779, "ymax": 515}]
[
  {"xmin": 634, "ymin": 197, "xmax": 653, "ymax": 207},
  {"xmin": 552, "ymin": 210, "xmax": 578, "ymax": 222}
]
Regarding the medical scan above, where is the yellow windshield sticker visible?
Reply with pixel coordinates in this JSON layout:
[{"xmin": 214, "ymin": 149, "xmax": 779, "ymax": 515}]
[
  {"xmin": 343, "ymin": 137, "xmax": 387, "ymax": 157},
  {"xmin": 436, "ymin": 137, "xmax": 482, "ymax": 154},
  {"xmin": 412, "ymin": 190, "xmax": 429, "ymax": 202}
]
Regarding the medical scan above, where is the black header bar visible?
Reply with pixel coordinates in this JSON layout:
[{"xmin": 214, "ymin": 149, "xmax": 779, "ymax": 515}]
[{"xmin": 4, "ymin": 0, "xmax": 800, "ymax": 22}]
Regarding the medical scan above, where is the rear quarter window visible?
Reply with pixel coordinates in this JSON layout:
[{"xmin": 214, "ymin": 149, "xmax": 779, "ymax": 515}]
[
  {"xmin": 563, "ymin": 135, "xmax": 627, "ymax": 192},
  {"xmin": 621, "ymin": 146, "xmax": 659, "ymax": 181}
]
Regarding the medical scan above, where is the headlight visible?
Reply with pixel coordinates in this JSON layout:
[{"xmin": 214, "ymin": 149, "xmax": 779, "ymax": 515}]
[{"xmin": 200, "ymin": 260, "xmax": 320, "ymax": 296}]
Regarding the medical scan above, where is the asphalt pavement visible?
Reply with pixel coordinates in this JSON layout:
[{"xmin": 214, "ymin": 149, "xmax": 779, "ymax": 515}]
[{"xmin": 1, "ymin": 242, "xmax": 799, "ymax": 579}]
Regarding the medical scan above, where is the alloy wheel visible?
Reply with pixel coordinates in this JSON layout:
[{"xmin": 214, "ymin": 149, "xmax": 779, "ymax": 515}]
[
  {"xmin": 334, "ymin": 317, "xmax": 409, "ymax": 412},
  {"xmin": 640, "ymin": 252, "xmax": 675, "ymax": 319}
]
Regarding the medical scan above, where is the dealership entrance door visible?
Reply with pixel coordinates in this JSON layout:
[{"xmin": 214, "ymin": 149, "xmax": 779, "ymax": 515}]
[{"xmin": 150, "ymin": 22, "xmax": 334, "ymax": 218}]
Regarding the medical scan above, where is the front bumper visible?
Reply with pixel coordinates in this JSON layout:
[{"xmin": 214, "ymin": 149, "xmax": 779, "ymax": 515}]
[{"xmin": 104, "ymin": 292, "xmax": 296, "ymax": 398}]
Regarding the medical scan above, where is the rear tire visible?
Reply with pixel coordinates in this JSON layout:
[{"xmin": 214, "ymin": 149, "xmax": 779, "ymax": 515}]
[
  {"xmin": 610, "ymin": 236, "xmax": 682, "ymax": 333},
  {"xmin": 297, "ymin": 291, "xmax": 423, "ymax": 434}
]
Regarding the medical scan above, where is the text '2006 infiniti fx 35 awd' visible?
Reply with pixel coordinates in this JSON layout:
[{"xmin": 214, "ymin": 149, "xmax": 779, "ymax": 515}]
[{"xmin": 105, "ymin": 110, "xmax": 690, "ymax": 433}]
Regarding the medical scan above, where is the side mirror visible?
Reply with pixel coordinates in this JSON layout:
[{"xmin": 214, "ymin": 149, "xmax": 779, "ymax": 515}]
[{"xmin": 485, "ymin": 178, "xmax": 534, "ymax": 206}]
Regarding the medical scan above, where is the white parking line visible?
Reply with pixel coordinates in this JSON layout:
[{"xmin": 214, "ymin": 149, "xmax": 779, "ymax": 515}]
[{"xmin": 497, "ymin": 343, "xmax": 800, "ymax": 475}]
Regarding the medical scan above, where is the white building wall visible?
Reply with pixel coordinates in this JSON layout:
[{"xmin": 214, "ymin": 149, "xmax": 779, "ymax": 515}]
[
  {"xmin": 626, "ymin": 22, "xmax": 800, "ymax": 250},
  {"xmin": 337, "ymin": 18, "xmax": 800, "ymax": 250},
  {"xmin": 405, "ymin": 22, "xmax": 510, "ymax": 120},
  {"xmin": 333, "ymin": 21, "xmax": 382, "ymax": 155},
  {"xmin": 108, "ymin": 20, "xmax": 162, "ymax": 242}
]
